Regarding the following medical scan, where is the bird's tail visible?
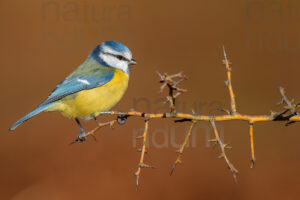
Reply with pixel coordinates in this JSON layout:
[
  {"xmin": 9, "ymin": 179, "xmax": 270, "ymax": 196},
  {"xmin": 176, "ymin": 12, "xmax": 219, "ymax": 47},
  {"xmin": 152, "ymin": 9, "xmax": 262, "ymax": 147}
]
[{"xmin": 9, "ymin": 103, "xmax": 53, "ymax": 131}]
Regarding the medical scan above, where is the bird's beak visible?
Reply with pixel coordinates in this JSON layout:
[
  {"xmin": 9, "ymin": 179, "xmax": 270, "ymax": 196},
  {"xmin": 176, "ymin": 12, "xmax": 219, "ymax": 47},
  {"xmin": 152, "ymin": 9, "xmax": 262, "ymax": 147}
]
[{"xmin": 130, "ymin": 59, "xmax": 137, "ymax": 65}]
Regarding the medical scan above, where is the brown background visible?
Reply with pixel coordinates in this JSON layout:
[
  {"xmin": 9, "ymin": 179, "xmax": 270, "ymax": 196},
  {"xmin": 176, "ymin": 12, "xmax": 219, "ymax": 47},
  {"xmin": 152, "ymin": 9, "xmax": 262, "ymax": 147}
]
[{"xmin": 1, "ymin": 0, "xmax": 300, "ymax": 199}]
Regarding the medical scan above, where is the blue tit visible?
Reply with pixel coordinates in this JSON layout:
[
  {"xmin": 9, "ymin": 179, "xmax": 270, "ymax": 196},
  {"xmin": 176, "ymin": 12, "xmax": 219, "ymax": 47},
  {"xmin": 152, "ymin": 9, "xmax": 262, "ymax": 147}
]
[{"xmin": 9, "ymin": 41, "xmax": 137, "ymax": 141}]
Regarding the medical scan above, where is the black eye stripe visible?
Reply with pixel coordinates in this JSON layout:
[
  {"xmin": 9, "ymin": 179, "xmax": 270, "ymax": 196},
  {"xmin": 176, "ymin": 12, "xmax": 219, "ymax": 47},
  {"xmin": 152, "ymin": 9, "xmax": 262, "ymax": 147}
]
[
  {"xmin": 102, "ymin": 52, "xmax": 130, "ymax": 62},
  {"xmin": 117, "ymin": 55, "xmax": 130, "ymax": 62}
]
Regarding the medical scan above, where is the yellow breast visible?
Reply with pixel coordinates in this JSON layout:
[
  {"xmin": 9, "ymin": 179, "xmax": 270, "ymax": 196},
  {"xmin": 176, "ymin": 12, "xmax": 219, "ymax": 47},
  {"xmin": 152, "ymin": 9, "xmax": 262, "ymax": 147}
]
[{"xmin": 49, "ymin": 69, "xmax": 129, "ymax": 119}]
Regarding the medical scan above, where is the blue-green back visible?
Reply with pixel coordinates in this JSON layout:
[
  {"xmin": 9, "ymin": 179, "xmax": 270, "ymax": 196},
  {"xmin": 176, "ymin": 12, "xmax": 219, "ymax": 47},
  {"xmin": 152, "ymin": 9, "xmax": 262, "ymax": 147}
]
[{"xmin": 41, "ymin": 58, "xmax": 115, "ymax": 106}]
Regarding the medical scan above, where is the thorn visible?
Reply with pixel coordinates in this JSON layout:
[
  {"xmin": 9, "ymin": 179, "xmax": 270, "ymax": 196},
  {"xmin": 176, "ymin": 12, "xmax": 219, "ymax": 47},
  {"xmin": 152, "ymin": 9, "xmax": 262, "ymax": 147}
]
[
  {"xmin": 250, "ymin": 158, "xmax": 256, "ymax": 168},
  {"xmin": 136, "ymin": 135, "xmax": 144, "ymax": 139},
  {"xmin": 173, "ymin": 79, "xmax": 184, "ymax": 86},
  {"xmin": 109, "ymin": 124, "xmax": 115, "ymax": 129},
  {"xmin": 170, "ymin": 162, "xmax": 178, "ymax": 176},
  {"xmin": 270, "ymin": 110, "xmax": 277, "ymax": 117},
  {"xmin": 224, "ymin": 144, "xmax": 232, "ymax": 149},
  {"xmin": 137, "ymin": 149, "xmax": 148, "ymax": 153},
  {"xmin": 170, "ymin": 165, "xmax": 176, "ymax": 176},
  {"xmin": 218, "ymin": 108, "xmax": 231, "ymax": 115},
  {"xmin": 181, "ymin": 74, "xmax": 188, "ymax": 80},
  {"xmin": 277, "ymin": 99, "xmax": 284, "ymax": 105},
  {"xmin": 217, "ymin": 154, "xmax": 224, "ymax": 159},
  {"xmin": 169, "ymin": 71, "xmax": 183, "ymax": 79},
  {"xmin": 92, "ymin": 134, "xmax": 97, "ymax": 141},
  {"xmin": 222, "ymin": 46, "xmax": 232, "ymax": 65},
  {"xmin": 139, "ymin": 163, "xmax": 150, "ymax": 168},
  {"xmin": 232, "ymin": 173, "xmax": 238, "ymax": 183},
  {"xmin": 156, "ymin": 71, "xmax": 163, "ymax": 79},
  {"xmin": 139, "ymin": 163, "xmax": 156, "ymax": 169},
  {"xmin": 135, "ymin": 175, "xmax": 139, "ymax": 191},
  {"xmin": 175, "ymin": 149, "xmax": 183, "ymax": 154},
  {"xmin": 192, "ymin": 109, "xmax": 196, "ymax": 115},
  {"xmin": 69, "ymin": 139, "xmax": 78, "ymax": 145},
  {"xmin": 222, "ymin": 45, "xmax": 227, "ymax": 60}
]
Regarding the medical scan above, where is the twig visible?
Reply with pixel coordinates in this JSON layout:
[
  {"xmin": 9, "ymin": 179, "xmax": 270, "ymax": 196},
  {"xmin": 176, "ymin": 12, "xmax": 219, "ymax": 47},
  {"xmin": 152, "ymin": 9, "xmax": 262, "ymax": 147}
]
[
  {"xmin": 274, "ymin": 86, "xmax": 299, "ymax": 125},
  {"xmin": 170, "ymin": 121, "xmax": 196, "ymax": 175},
  {"xmin": 278, "ymin": 86, "xmax": 294, "ymax": 111},
  {"xmin": 135, "ymin": 119, "xmax": 154, "ymax": 190},
  {"xmin": 157, "ymin": 71, "xmax": 187, "ymax": 113},
  {"xmin": 223, "ymin": 46, "xmax": 237, "ymax": 115},
  {"xmin": 70, "ymin": 119, "xmax": 117, "ymax": 144},
  {"xmin": 99, "ymin": 110, "xmax": 300, "ymax": 122},
  {"xmin": 210, "ymin": 117, "xmax": 238, "ymax": 182},
  {"xmin": 249, "ymin": 121, "xmax": 256, "ymax": 168}
]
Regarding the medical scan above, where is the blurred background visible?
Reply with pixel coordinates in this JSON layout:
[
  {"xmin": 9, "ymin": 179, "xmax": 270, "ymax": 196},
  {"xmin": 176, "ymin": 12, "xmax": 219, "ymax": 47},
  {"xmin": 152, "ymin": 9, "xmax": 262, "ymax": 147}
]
[{"xmin": 1, "ymin": 0, "xmax": 300, "ymax": 199}]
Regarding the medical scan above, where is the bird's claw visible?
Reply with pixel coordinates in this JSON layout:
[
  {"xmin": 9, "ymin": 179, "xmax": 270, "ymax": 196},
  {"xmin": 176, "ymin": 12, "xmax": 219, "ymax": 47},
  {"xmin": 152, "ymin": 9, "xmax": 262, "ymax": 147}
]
[
  {"xmin": 69, "ymin": 131, "xmax": 87, "ymax": 145},
  {"xmin": 77, "ymin": 131, "xmax": 87, "ymax": 142},
  {"xmin": 117, "ymin": 114, "xmax": 128, "ymax": 125}
]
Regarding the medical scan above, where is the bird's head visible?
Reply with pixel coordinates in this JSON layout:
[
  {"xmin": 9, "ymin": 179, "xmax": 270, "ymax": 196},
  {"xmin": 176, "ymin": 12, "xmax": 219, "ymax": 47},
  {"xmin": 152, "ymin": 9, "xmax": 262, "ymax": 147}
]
[{"xmin": 91, "ymin": 41, "xmax": 137, "ymax": 74}]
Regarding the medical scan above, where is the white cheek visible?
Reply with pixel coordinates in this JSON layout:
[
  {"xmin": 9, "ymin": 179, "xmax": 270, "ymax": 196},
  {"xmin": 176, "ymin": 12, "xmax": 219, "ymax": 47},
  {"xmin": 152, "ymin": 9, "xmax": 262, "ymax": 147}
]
[
  {"xmin": 100, "ymin": 54, "xmax": 129, "ymax": 73},
  {"xmin": 115, "ymin": 61, "xmax": 129, "ymax": 74}
]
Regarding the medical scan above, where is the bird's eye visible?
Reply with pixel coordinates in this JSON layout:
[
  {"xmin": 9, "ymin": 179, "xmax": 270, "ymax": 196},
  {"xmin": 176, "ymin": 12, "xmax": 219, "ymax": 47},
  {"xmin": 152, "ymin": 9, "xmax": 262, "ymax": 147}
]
[{"xmin": 117, "ymin": 55, "xmax": 126, "ymax": 61}]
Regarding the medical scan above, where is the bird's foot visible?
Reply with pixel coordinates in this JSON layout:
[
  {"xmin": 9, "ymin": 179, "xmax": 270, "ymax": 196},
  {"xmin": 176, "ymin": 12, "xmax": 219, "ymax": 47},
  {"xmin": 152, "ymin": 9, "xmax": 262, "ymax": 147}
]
[
  {"xmin": 69, "ymin": 131, "xmax": 87, "ymax": 145},
  {"xmin": 77, "ymin": 131, "xmax": 87, "ymax": 142}
]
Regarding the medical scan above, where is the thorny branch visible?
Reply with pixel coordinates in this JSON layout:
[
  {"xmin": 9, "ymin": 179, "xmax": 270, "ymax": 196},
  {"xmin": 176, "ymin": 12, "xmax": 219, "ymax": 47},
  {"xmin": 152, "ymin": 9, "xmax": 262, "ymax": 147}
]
[
  {"xmin": 210, "ymin": 117, "xmax": 238, "ymax": 182},
  {"xmin": 273, "ymin": 86, "xmax": 300, "ymax": 126},
  {"xmin": 71, "ymin": 47, "xmax": 300, "ymax": 189},
  {"xmin": 134, "ymin": 119, "xmax": 155, "ymax": 190},
  {"xmin": 223, "ymin": 46, "xmax": 237, "ymax": 115},
  {"xmin": 170, "ymin": 121, "xmax": 196, "ymax": 175},
  {"xmin": 157, "ymin": 71, "xmax": 187, "ymax": 113}
]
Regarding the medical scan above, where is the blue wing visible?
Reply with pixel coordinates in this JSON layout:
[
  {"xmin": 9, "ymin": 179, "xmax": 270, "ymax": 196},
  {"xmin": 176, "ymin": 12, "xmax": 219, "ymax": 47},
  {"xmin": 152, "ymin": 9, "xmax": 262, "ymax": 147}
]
[
  {"xmin": 41, "ymin": 72, "xmax": 114, "ymax": 105},
  {"xmin": 41, "ymin": 59, "xmax": 114, "ymax": 105},
  {"xmin": 9, "ymin": 58, "xmax": 114, "ymax": 131}
]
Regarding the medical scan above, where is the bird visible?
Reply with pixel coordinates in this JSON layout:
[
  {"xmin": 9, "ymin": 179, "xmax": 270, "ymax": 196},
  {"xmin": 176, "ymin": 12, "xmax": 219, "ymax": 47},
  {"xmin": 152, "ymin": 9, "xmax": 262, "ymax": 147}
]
[{"xmin": 9, "ymin": 41, "xmax": 137, "ymax": 142}]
